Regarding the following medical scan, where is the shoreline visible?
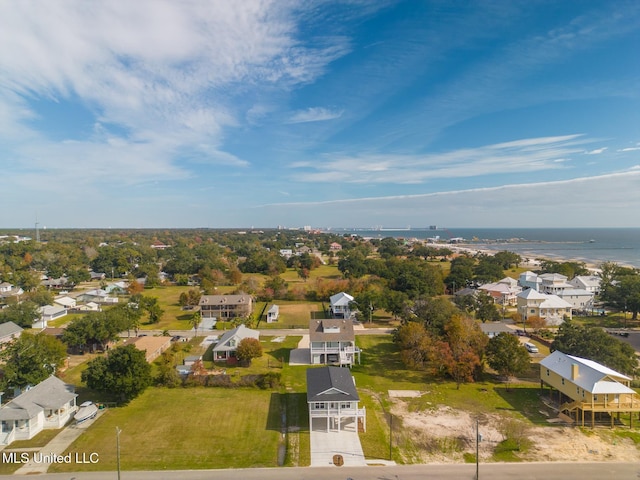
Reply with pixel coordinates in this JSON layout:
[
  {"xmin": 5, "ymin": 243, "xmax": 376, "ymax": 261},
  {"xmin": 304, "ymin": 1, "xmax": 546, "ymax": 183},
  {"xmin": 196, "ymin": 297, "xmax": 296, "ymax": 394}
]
[
  {"xmin": 446, "ymin": 244, "xmax": 607, "ymax": 272},
  {"xmin": 355, "ymin": 228, "xmax": 640, "ymax": 270}
]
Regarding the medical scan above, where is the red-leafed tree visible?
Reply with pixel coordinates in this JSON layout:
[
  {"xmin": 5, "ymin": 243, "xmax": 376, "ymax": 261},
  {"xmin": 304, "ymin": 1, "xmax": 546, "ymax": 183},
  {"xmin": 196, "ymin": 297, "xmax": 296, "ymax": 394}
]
[{"xmin": 439, "ymin": 314, "xmax": 488, "ymax": 388}]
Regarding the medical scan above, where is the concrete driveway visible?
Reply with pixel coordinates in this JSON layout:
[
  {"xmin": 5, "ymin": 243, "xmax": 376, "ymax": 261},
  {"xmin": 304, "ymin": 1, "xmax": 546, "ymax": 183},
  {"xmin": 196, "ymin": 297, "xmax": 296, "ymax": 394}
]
[
  {"xmin": 310, "ymin": 426, "xmax": 366, "ymax": 467},
  {"xmin": 288, "ymin": 335, "xmax": 310, "ymax": 366}
]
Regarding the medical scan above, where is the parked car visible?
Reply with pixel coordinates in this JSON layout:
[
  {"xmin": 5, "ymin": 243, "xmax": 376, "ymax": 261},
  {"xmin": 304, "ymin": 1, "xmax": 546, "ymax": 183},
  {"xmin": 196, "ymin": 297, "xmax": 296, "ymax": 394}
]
[{"xmin": 524, "ymin": 342, "xmax": 539, "ymax": 353}]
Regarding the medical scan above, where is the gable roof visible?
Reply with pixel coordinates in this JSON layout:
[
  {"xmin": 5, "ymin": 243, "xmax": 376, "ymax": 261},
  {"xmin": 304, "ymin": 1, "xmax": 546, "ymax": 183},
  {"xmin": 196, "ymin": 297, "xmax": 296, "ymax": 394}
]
[
  {"xmin": 539, "ymin": 273, "xmax": 568, "ymax": 282},
  {"xmin": 267, "ymin": 304, "xmax": 279, "ymax": 314},
  {"xmin": 309, "ymin": 318, "xmax": 354, "ymax": 342},
  {"xmin": 518, "ymin": 288, "xmax": 547, "ymax": 299},
  {"xmin": 212, "ymin": 324, "xmax": 259, "ymax": 352},
  {"xmin": 329, "ymin": 292, "xmax": 354, "ymax": 307},
  {"xmin": 0, "ymin": 376, "xmax": 77, "ymax": 421},
  {"xmin": 519, "ymin": 271, "xmax": 540, "ymax": 281},
  {"xmin": 0, "ymin": 321, "xmax": 23, "ymax": 339},
  {"xmin": 540, "ymin": 350, "xmax": 634, "ymax": 395},
  {"xmin": 54, "ymin": 296, "xmax": 76, "ymax": 308},
  {"xmin": 497, "ymin": 277, "xmax": 519, "ymax": 287},
  {"xmin": 199, "ymin": 294, "xmax": 252, "ymax": 307},
  {"xmin": 39, "ymin": 304, "xmax": 67, "ymax": 316},
  {"xmin": 569, "ymin": 275, "xmax": 601, "ymax": 288},
  {"xmin": 557, "ymin": 288, "xmax": 593, "ymax": 297},
  {"xmin": 539, "ymin": 295, "xmax": 572, "ymax": 309},
  {"xmin": 306, "ymin": 366, "xmax": 359, "ymax": 403},
  {"xmin": 479, "ymin": 282, "xmax": 513, "ymax": 294}
]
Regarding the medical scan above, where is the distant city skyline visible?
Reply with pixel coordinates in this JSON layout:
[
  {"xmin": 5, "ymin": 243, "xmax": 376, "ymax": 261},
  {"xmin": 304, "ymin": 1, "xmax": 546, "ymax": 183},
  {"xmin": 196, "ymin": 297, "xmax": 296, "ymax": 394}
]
[{"xmin": 1, "ymin": 1, "xmax": 639, "ymax": 228}]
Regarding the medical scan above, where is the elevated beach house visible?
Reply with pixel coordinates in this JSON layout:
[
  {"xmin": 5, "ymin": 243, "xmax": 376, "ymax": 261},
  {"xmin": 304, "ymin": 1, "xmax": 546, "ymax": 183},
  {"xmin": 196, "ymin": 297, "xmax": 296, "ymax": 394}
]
[
  {"xmin": 307, "ymin": 366, "xmax": 366, "ymax": 433},
  {"xmin": 540, "ymin": 350, "xmax": 640, "ymax": 428},
  {"xmin": 329, "ymin": 292, "xmax": 355, "ymax": 319},
  {"xmin": 309, "ymin": 318, "xmax": 360, "ymax": 366}
]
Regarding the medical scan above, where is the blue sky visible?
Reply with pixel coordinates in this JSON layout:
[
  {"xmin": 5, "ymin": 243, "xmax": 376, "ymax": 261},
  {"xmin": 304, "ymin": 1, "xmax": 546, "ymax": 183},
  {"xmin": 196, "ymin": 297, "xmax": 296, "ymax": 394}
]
[{"xmin": 1, "ymin": 0, "xmax": 639, "ymax": 229}]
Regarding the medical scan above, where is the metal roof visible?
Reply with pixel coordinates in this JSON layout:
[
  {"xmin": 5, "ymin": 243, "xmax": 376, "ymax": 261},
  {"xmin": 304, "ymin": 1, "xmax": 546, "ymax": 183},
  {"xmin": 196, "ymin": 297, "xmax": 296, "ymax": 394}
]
[{"xmin": 540, "ymin": 351, "xmax": 634, "ymax": 395}]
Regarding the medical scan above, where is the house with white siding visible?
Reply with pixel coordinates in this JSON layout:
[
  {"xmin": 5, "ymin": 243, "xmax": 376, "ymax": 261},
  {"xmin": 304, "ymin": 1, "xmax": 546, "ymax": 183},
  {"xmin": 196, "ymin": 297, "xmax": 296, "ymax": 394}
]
[
  {"xmin": 569, "ymin": 275, "xmax": 602, "ymax": 295},
  {"xmin": 0, "ymin": 376, "xmax": 77, "ymax": 445},
  {"xmin": 307, "ymin": 366, "xmax": 365, "ymax": 433},
  {"xmin": 309, "ymin": 319, "xmax": 360, "ymax": 366},
  {"xmin": 329, "ymin": 292, "xmax": 355, "ymax": 319}
]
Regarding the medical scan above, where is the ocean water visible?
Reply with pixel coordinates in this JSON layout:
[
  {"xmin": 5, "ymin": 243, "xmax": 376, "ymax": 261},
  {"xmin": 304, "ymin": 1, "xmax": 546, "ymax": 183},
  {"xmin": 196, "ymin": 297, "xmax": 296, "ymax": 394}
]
[{"xmin": 328, "ymin": 228, "xmax": 640, "ymax": 269}]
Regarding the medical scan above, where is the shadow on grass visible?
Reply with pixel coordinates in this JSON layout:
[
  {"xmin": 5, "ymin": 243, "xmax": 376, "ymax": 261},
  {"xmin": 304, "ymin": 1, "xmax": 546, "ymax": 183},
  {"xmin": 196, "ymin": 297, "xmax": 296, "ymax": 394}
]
[
  {"xmin": 266, "ymin": 392, "xmax": 308, "ymax": 432},
  {"xmin": 268, "ymin": 347, "xmax": 291, "ymax": 364},
  {"xmin": 494, "ymin": 385, "xmax": 551, "ymax": 425}
]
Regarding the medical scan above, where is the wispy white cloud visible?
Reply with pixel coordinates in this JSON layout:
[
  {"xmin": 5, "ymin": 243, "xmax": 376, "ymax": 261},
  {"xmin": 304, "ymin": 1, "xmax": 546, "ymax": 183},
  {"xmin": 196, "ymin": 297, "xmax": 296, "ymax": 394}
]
[
  {"xmin": 287, "ymin": 107, "xmax": 344, "ymax": 124},
  {"xmin": 618, "ymin": 147, "xmax": 640, "ymax": 152},
  {"xmin": 584, "ymin": 147, "xmax": 607, "ymax": 155},
  {"xmin": 290, "ymin": 134, "xmax": 591, "ymax": 184},
  {"xmin": 252, "ymin": 168, "xmax": 640, "ymax": 228},
  {"xmin": 0, "ymin": 1, "xmax": 351, "ymax": 189}
]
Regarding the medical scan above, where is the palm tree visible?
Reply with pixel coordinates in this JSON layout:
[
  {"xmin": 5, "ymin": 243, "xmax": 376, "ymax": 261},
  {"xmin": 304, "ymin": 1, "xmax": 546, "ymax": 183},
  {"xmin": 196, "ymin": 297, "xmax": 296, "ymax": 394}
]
[{"xmin": 190, "ymin": 311, "xmax": 201, "ymax": 338}]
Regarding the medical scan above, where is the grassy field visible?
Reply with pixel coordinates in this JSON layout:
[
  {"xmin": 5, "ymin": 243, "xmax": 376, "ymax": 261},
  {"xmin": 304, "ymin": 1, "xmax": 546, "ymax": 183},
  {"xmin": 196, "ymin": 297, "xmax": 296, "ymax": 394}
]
[
  {"xmin": 35, "ymin": 332, "xmax": 640, "ymax": 472},
  {"xmin": 49, "ymin": 388, "xmax": 281, "ymax": 472}
]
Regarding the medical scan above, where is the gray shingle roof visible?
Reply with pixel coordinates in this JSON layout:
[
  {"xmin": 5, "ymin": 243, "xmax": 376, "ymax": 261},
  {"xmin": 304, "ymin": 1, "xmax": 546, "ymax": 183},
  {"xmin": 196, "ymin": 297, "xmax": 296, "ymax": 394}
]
[
  {"xmin": 0, "ymin": 376, "xmax": 77, "ymax": 421},
  {"xmin": 309, "ymin": 319, "xmax": 354, "ymax": 342},
  {"xmin": 0, "ymin": 321, "xmax": 23, "ymax": 339},
  {"xmin": 212, "ymin": 324, "xmax": 259, "ymax": 352},
  {"xmin": 306, "ymin": 366, "xmax": 359, "ymax": 403}
]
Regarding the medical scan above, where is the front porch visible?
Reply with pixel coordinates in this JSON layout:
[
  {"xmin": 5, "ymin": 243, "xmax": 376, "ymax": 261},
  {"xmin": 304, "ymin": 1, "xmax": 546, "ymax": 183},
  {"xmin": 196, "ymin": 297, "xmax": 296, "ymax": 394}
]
[
  {"xmin": 309, "ymin": 405, "xmax": 366, "ymax": 433},
  {"xmin": 542, "ymin": 384, "xmax": 640, "ymax": 428}
]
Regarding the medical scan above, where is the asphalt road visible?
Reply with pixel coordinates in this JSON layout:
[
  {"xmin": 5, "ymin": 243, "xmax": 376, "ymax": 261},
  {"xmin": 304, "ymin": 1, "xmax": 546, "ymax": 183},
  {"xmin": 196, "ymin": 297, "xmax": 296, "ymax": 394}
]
[
  {"xmin": 120, "ymin": 327, "xmax": 394, "ymax": 339},
  {"xmin": 6, "ymin": 462, "xmax": 639, "ymax": 480}
]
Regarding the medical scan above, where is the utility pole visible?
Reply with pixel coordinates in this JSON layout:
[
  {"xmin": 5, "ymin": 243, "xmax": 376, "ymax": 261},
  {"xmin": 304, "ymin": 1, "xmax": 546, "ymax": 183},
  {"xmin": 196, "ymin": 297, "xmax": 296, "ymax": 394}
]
[
  {"xmin": 116, "ymin": 426, "xmax": 122, "ymax": 480},
  {"xmin": 476, "ymin": 417, "xmax": 480, "ymax": 480},
  {"xmin": 389, "ymin": 413, "xmax": 393, "ymax": 461}
]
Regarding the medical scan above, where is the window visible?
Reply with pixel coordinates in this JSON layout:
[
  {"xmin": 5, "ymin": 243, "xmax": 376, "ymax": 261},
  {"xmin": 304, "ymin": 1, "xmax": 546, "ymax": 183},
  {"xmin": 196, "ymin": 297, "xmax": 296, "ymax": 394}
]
[
  {"xmin": 546, "ymin": 369, "xmax": 550, "ymax": 376},
  {"xmin": 561, "ymin": 378, "xmax": 564, "ymax": 385},
  {"xmin": 593, "ymin": 395, "xmax": 598, "ymax": 402}
]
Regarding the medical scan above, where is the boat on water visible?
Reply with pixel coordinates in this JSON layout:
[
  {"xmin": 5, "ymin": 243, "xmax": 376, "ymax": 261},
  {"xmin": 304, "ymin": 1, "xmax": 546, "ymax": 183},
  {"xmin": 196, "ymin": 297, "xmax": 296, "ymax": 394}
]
[{"xmin": 74, "ymin": 401, "xmax": 98, "ymax": 423}]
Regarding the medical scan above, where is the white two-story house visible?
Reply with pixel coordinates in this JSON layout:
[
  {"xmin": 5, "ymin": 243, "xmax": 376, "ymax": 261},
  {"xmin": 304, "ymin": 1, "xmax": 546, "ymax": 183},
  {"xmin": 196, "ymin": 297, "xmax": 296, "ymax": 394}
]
[
  {"xmin": 329, "ymin": 292, "xmax": 355, "ymax": 319},
  {"xmin": 309, "ymin": 319, "xmax": 360, "ymax": 366},
  {"xmin": 307, "ymin": 366, "xmax": 366, "ymax": 433}
]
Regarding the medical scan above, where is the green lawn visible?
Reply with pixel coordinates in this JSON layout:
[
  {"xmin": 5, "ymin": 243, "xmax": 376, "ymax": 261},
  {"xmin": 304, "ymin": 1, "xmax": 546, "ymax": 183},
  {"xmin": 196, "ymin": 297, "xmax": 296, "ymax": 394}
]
[
  {"xmin": 49, "ymin": 388, "xmax": 281, "ymax": 472},
  {"xmin": 44, "ymin": 331, "xmax": 634, "ymax": 472}
]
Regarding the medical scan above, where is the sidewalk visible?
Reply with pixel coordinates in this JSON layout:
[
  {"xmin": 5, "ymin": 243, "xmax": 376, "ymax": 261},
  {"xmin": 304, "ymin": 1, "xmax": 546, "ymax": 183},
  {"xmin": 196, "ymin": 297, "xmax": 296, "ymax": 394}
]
[{"xmin": 13, "ymin": 410, "xmax": 104, "ymax": 475}]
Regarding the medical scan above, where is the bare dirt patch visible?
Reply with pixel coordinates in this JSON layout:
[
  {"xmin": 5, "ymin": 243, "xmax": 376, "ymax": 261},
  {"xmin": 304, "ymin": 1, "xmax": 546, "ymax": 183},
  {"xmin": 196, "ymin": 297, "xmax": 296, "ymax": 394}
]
[
  {"xmin": 391, "ymin": 402, "xmax": 640, "ymax": 463},
  {"xmin": 389, "ymin": 390, "xmax": 423, "ymax": 398}
]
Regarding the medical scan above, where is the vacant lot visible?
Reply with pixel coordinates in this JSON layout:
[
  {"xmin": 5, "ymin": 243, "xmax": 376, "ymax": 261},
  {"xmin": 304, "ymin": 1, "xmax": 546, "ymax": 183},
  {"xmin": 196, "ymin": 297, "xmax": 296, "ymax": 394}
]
[{"xmin": 49, "ymin": 388, "xmax": 281, "ymax": 472}]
